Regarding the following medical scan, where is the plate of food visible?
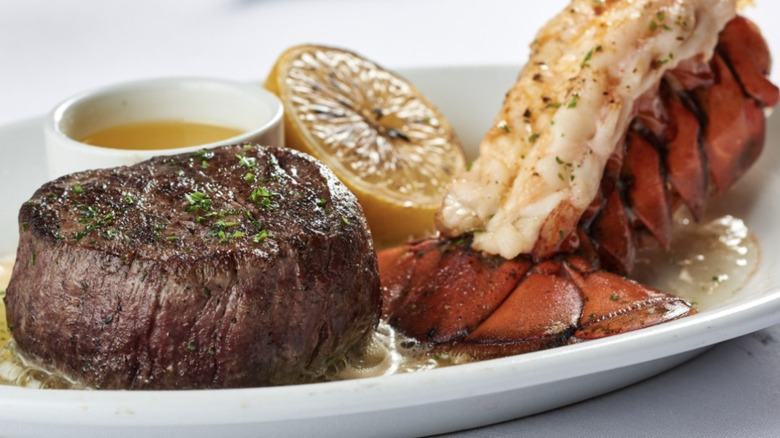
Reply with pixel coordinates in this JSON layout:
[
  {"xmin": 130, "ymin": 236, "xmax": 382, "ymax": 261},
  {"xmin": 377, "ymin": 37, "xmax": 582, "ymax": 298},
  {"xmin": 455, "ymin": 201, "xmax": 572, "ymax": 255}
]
[{"xmin": 1, "ymin": 1, "xmax": 780, "ymax": 437}]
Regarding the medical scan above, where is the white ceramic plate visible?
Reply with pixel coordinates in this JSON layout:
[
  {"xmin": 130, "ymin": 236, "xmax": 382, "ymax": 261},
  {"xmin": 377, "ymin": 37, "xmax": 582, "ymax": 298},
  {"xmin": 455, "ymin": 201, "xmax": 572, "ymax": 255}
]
[{"xmin": 1, "ymin": 66, "xmax": 780, "ymax": 438}]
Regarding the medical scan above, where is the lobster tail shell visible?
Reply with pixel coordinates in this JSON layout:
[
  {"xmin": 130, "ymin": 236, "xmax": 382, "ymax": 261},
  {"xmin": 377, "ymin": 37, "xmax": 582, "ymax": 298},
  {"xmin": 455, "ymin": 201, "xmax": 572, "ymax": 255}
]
[
  {"xmin": 717, "ymin": 16, "xmax": 779, "ymax": 108},
  {"xmin": 663, "ymin": 88, "xmax": 708, "ymax": 221},
  {"xmin": 377, "ymin": 238, "xmax": 531, "ymax": 344},
  {"xmin": 378, "ymin": 238, "xmax": 696, "ymax": 359}
]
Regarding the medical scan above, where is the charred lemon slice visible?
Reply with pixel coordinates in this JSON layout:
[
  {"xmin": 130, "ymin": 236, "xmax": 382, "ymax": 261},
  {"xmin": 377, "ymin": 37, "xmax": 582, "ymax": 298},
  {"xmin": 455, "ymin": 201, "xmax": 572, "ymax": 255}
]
[{"xmin": 265, "ymin": 45, "xmax": 466, "ymax": 247}]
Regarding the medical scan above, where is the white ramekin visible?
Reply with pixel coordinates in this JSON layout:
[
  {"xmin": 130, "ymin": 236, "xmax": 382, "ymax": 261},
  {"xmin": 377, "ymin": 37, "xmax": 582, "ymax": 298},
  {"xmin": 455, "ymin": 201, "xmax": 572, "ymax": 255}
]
[{"xmin": 45, "ymin": 77, "xmax": 284, "ymax": 179}]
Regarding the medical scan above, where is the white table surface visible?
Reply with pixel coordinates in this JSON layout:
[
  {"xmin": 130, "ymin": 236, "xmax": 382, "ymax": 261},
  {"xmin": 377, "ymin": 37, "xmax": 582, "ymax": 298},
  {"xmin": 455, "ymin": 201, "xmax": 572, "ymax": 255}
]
[{"xmin": 2, "ymin": 1, "xmax": 779, "ymax": 437}]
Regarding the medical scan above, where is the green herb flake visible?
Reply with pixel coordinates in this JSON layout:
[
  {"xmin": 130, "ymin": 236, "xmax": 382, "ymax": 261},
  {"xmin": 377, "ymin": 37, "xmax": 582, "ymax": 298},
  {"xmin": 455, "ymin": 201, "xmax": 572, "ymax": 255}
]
[
  {"xmin": 187, "ymin": 341, "xmax": 197, "ymax": 351},
  {"xmin": 581, "ymin": 49, "xmax": 594, "ymax": 68},
  {"xmin": 192, "ymin": 149, "xmax": 214, "ymax": 161},
  {"xmin": 610, "ymin": 294, "xmax": 619, "ymax": 300},
  {"xmin": 528, "ymin": 133, "xmax": 540, "ymax": 144},
  {"xmin": 567, "ymin": 94, "xmax": 579, "ymax": 109},
  {"xmin": 236, "ymin": 153, "xmax": 257, "ymax": 169},
  {"xmin": 185, "ymin": 192, "xmax": 212, "ymax": 212},
  {"xmin": 249, "ymin": 186, "xmax": 276, "ymax": 210},
  {"xmin": 101, "ymin": 228, "xmax": 117, "ymax": 239},
  {"xmin": 72, "ymin": 185, "xmax": 84, "ymax": 195},
  {"xmin": 498, "ymin": 122, "xmax": 510, "ymax": 133},
  {"xmin": 251, "ymin": 229, "xmax": 273, "ymax": 244}
]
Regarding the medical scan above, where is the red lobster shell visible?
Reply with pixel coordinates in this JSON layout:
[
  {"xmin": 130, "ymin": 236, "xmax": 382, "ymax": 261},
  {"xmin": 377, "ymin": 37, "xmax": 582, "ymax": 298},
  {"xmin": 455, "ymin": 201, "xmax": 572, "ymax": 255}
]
[{"xmin": 378, "ymin": 16, "xmax": 778, "ymax": 358}]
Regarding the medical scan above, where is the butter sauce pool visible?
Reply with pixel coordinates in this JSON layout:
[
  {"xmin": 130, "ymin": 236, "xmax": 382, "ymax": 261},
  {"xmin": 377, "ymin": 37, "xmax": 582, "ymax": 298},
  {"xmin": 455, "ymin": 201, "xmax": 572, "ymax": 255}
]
[
  {"xmin": 80, "ymin": 120, "xmax": 244, "ymax": 151},
  {"xmin": 0, "ymin": 213, "xmax": 760, "ymax": 388}
]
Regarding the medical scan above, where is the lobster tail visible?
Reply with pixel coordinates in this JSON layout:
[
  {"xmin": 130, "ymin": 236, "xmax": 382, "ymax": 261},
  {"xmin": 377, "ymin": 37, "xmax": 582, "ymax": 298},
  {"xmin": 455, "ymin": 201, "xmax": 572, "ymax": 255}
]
[{"xmin": 377, "ymin": 16, "xmax": 777, "ymax": 360}]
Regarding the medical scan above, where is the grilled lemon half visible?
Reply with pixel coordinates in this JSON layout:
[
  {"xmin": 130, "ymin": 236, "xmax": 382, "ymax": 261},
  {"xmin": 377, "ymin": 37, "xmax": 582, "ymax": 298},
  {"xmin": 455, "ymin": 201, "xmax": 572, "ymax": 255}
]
[{"xmin": 265, "ymin": 45, "xmax": 466, "ymax": 247}]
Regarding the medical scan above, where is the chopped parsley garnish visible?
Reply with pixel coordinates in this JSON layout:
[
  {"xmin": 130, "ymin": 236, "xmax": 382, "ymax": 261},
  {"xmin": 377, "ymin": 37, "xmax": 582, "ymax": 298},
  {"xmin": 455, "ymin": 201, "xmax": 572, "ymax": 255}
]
[
  {"xmin": 185, "ymin": 192, "xmax": 212, "ymax": 212},
  {"xmin": 73, "ymin": 205, "xmax": 115, "ymax": 241},
  {"xmin": 649, "ymin": 19, "xmax": 658, "ymax": 31},
  {"xmin": 249, "ymin": 186, "xmax": 276, "ymax": 210},
  {"xmin": 581, "ymin": 50, "xmax": 594, "ymax": 68},
  {"xmin": 567, "ymin": 94, "xmax": 579, "ymax": 109},
  {"xmin": 236, "ymin": 153, "xmax": 257, "ymax": 169},
  {"xmin": 192, "ymin": 149, "xmax": 214, "ymax": 160},
  {"xmin": 251, "ymin": 229, "xmax": 273, "ymax": 244}
]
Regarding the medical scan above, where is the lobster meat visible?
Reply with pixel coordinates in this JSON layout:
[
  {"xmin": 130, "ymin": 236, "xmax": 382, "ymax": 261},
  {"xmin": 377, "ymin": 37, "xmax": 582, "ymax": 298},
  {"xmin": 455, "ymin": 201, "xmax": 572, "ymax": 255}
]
[{"xmin": 379, "ymin": 2, "xmax": 778, "ymax": 358}]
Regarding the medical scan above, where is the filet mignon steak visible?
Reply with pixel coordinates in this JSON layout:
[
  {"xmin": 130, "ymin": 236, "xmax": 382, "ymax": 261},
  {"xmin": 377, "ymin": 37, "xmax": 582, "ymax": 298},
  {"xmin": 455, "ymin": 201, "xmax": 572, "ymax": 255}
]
[{"xmin": 4, "ymin": 144, "xmax": 381, "ymax": 389}]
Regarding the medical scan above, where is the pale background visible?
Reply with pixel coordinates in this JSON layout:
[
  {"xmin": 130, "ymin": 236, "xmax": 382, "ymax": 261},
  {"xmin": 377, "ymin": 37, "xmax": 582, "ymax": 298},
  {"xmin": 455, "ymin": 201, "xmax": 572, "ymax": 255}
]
[{"xmin": 1, "ymin": 1, "xmax": 780, "ymax": 436}]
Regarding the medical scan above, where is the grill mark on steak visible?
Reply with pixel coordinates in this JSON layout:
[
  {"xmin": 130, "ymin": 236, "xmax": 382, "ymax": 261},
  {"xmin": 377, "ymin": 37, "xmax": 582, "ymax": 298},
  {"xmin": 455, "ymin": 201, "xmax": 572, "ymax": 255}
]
[{"xmin": 4, "ymin": 144, "xmax": 380, "ymax": 389}]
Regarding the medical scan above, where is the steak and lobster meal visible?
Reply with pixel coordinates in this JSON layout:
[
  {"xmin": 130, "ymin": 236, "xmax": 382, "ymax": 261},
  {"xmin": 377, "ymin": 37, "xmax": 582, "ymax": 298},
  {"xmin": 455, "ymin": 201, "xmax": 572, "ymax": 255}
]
[{"xmin": 2, "ymin": 0, "xmax": 778, "ymax": 389}]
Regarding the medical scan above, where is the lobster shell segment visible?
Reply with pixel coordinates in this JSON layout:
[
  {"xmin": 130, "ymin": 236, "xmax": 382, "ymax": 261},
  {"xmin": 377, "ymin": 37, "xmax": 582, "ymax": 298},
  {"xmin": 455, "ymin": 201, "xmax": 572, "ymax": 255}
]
[
  {"xmin": 662, "ymin": 89, "xmax": 708, "ymax": 221},
  {"xmin": 378, "ymin": 238, "xmax": 696, "ymax": 359},
  {"xmin": 377, "ymin": 238, "xmax": 531, "ymax": 344}
]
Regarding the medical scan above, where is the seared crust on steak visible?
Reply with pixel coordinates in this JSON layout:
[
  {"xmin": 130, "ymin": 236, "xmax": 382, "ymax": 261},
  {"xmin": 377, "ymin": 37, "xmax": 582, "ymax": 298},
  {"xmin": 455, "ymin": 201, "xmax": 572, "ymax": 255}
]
[{"xmin": 4, "ymin": 144, "xmax": 380, "ymax": 389}]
